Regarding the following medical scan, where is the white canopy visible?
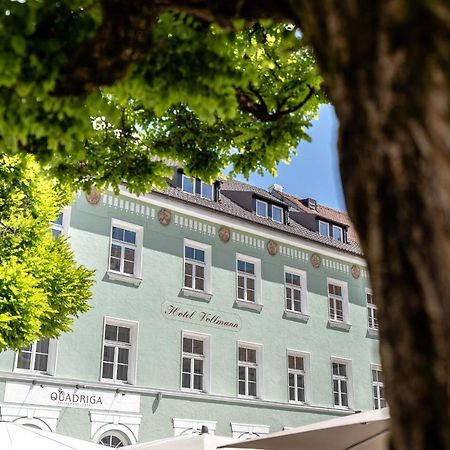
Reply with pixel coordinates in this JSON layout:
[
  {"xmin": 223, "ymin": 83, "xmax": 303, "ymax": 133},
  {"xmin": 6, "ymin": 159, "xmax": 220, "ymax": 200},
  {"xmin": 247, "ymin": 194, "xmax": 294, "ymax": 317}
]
[
  {"xmin": 0, "ymin": 421, "xmax": 104, "ymax": 450},
  {"xmin": 126, "ymin": 434, "xmax": 238, "ymax": 450},
  {"xmin": 219, "ymin": 408, "xmax": 390, "ymax": 450}
]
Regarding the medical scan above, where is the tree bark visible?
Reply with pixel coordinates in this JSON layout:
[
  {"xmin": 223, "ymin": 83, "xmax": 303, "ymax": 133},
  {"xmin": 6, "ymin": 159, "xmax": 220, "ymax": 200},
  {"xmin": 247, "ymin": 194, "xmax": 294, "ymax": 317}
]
[{"xmin": 295, "ymin": 2, "xmax": 450, "ymax": 449}]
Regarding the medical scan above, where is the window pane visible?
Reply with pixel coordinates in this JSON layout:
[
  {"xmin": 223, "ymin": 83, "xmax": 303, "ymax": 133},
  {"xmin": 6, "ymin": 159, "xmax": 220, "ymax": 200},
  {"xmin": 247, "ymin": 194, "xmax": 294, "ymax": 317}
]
[
  {"xmin": 238, "ymin": 366, "xmax": 246, "ymax": 380},
  {"xmin": 238, "ymin": 347, "xmax": 246, "ymax": 362},
  {"xmin": 319, "ymin": 221, "xmax": 329, "ymax": 236},
  {"xmin": 248, "ymin": 381, "xmax": 257, "ymax": 397},
  {"xmin": 194, "ymin": 374, "xmax": 203, "ymax": 390},
  {"xmin": 192, "ymin": 339, "xmax": 203, "ymax": 355},
  {"xmin": 117, "ymin": 364, "xmax": 128, "ymax": 381},
  {"xmin": 183, "ymin": 338, "xmax": 193, "ymax": 353},
  {"xmin": 237, "ymin": 260, "xmax": 246, "ymax": 272},
  {"xmin": 118, "ymin": 348, "xmax": 129, "ymax": 365},
  {"xmin": 239, "ymin": 381, "xmax": 246, "ymax": 395},
  {"xmin": 110, "ymin": 244, "xmax": 122, "ymax": 258},
  {"xmin": 36, "ymin": 339, "xmax": 49, "ymax": 354},
  {"xmin": 182, "ymin": 373, "xmax": 191, "ymax": 389},
  {"xmin": 194, "ymin": 359, "xmax": 203, "ymax": 374},
  {"xmin": 201, "ymin": 183, "xmax": 213, "ymax": 200},
  {"xmin": 103, "ymin": 346, "xmax": 115, "ymax": 362},
  {"xmin": 185, "ymin": 246, "xmax": 195, "ymax": 260},
  {"xmin": 341, "ymin": 393, "xmax": 348, "ymax": 407},
  {"xmin": 118, "ymin": 327, "xmax": 130, "ymax": 343},
  {"xmin": 112, "ymin": 227, "xmax": 124, "ymax": 241},
  {"xmin": 109, "ymin": 257, "xmax": 121, "ymax": 272},
  {"xmin": 289, "ymin": 387, "xmax": 296, "ymax": 401},
  {"xmin": 124, "ymin": 247, "xmax": 135, "ymax": 262},
  {"xmin": 332, "ymin": 363, "xmax": 339, "ymax": 375},
  {"xmin": 34, "ymin": 354, "xmax": 48, "ymax": 372},
  {"xmin": 285, "ymin": 273, "xmax": 292, "ymax": 284},
  {"xmin": 182, "ymin": 176, "xmax": 194, "ymax": 194},
  {"xmin": 288, "ymin": 373, "xmax": 295, "ymax": 386},
  {"xmin": 53, "ymin": 212, "xmax": 64, "ymax": 226},
  {"xmin": 124, "ymin": 229, "xmax": 136, "ymax": 244},
  {"xmin": 248, "ymin": 367, "xmax": 256, "ymax": 382},
  {"xmin": 296, "ymin": 357, "xmax": 304, "ymax": 371},
  {"xmin": 237, "ymin": 287, "xmax": 245, "ymax": 300},
  {"xmin": 247, "ymin": 277, "xmax": 255, "ymax": 290},
  {"xmin": 52, "ymin": 228, "xmax": 62, "ymax": 239},
  {"xmin": 292, "ymin": 274, "xmax": 301, "ymax": 286},
  {"xmin": 195, "ymin": 277, "xmax": 204, "ymax": 291},
  {"xmin": 123, "ymin": 261, "xmax": 135, "ymax": 275},
  {"xmin": 17, "ymin": 350, "xmax": 32, "ymax": 370},
  {"xmin": 245, "ymin": 262, "xmax": 255, "ymax": 274},
  {"xmin": 247, "ymin": 349, "xmax": 256, "ymax": 363},
  {"xmin": 272, "ymin": 206, "xmax": 282, "ymax": 222},
  {"xmin": 105, "ymin": 325, "xmax": 117, "ymax": 341},
  {"xmin": 182, "ymin": 357, "xmax": 191, "ymax": 372},
  {"xmin": 288, "ymin": 355, "xmax": 295, "ymax": 369},
  {"xmin": 102, "ymin": 362, "xmax": 114, "ymax": 379},
  {"xmin": 247, "ymin": 289, "xmax": 255, "ymax": 302},
  {"xmin": 256, "ymin": 201, "xmax": 268, "ymax": 217},
  {"xmin": 333, "ymin": 226, "xmax": 343, "ymax": 241},
  {"xmin": 194, "ymin": 249, "xmax": 205, "ymax": 262}
]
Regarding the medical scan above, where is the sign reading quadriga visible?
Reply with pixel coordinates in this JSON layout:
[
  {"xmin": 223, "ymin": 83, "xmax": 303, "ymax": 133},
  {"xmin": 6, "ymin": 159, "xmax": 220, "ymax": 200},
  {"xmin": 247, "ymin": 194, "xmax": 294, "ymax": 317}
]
[
  {"xmin": 4, "ymin": 382, "xmax": 140, "ymax": 412},
  {"xmin": 162, "ymin": 301, "xmax": 241, "ymax": 331}
]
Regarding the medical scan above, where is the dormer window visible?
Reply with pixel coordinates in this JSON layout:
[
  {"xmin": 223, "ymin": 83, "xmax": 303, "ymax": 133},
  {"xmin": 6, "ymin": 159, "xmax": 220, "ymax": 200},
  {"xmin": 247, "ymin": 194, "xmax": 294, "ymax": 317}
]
[
  {"xmin": 180, "ymin": 173, "xmax": 215, "ymax": 201},
  {"xmin": 256, "ymin": 200, "xmax": 268, "ymax": 218},
  {"xmin": 200, "ymin": 182, "xmax": 213, "ymax": 200},
  {"xmin": 319, "ymin": 220, "xmax": 345, "ymax": 243},
  {"xmin": 272, "ymin": 205, "xmax": 283, "ymax": 224},
  {"xmin": 182, "ymin": 175, "xmax": 195, "ymax": 195},
  {"xmin": 319, "ymin": 220, "xmax": 330, "ymax": 237}
]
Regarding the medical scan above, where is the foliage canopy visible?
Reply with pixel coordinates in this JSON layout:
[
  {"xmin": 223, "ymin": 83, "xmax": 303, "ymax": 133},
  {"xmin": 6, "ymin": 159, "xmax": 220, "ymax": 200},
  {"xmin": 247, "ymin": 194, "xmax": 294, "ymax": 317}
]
[
  {"xmin": 0, "ymin": 154, "xmax": 94, "ymax": 350},
  {"xmin": 0, "ymin": 2, "xmax": 325, "ymax": 193}
]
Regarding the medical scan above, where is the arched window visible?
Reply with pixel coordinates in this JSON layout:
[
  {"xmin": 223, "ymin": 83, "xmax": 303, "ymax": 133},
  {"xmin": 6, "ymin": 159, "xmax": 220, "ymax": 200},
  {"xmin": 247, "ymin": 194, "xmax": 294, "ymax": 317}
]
[{"xmin": 98, "ymin": 430, "xmax": 130, "ymax": 448}]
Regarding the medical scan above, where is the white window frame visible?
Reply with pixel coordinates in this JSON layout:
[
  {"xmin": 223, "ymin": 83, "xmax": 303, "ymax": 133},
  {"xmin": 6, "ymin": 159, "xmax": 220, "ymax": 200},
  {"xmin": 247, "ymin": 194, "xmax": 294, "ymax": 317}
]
[
  {"xmin": 331, "ymin": 357, "xmax": 353, "ymax": 410},
  {"xmin": 235, "ymin": 253, "xmax": 262, "ymax": 311},
  {"xmin": 107, "ymin": 219, "xmax": 143, "ymax": 285},
  {"xmin": 286, "ymin": 350, "xmax": 311, "ymax": 405},
  {"xmin": 271, "ymin": 205, "xmax": 283, "ymax": 223},
  {"xmin": 371, "ymin": 364, "xmax": 386, "ymax": 409},
  {"xmin": 255, "ymin": 200, "xmax": 268, "ymax": 218},
  {"xmin": 50, "ymin": 206, "xmax": 71, "ymax": 238},
  {"xmin": 332, "ymin": 224, "xmax": 343, "ymax": 242},
  {"xmin": 14, "ymin": 339, "xmax": 58, "ymax": 376},
  {"xmin": 284, "ymin": 266, "xmax": 309, "ymax": 321},
  {"xmin": 366, "ymin": 288, "xmax": 379, "ymax": 335},
  {"xmin": 318, "ymin": 220, "xmax": 330, "ymax": 237},
  {"xmin": 180, "ymin": 331, "xmax": 211, "ymax": 393},
  {"xmin": 182, "ymin": 239, "xmax": 212, "ymax": 301},
  {"xmin": 237, "ymin": 341, "xmax": 263, "ymax": 399},
  {"xmin": 200, "ymin": 181, "xmax": 214, "ymax": 200},
  {"xmin": 100, "ymin": 317, "xmax": 138, "ymax": 385},
  {"xmin": 327, "ymin": 278, "xmax": 351, "ymax": 330},
  {"xmin": 182, "ymin": 175, "xmax": 195, "ymax": 195}
]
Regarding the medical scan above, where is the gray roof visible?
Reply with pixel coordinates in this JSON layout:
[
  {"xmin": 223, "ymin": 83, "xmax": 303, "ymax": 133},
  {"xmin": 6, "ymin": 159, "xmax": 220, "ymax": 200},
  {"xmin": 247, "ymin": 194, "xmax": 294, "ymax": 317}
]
[{"xmin": 152, "ymin": 178, "xmax": 362, "ymax": 256}]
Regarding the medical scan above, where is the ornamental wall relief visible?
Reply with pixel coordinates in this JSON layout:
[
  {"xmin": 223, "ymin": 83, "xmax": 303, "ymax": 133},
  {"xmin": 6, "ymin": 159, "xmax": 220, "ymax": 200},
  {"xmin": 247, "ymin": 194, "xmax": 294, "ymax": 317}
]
[{"xmin": 158, "ymin": 208, "xmax": 172, "ymax": 226}]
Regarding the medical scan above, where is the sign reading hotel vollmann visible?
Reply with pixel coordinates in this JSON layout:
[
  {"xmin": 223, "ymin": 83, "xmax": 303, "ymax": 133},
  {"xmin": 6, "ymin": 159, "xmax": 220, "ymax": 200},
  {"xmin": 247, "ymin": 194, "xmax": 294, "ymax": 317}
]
[{"xmin": 162, "ymin": 301, "xmax": 241, "ymax": 331}]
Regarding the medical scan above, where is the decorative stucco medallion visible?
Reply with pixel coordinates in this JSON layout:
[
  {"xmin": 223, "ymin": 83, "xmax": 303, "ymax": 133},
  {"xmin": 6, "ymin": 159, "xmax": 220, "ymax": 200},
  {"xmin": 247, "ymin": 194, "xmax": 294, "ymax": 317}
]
[
  {"xmin": 351, "ymin": 264, "xmax": 361, "ymax": 279},
  {"xmin": 158, "ymin": 208, "xmax": 171, "ymax": 226},
  {"xmin": 267, "ymin": 240, "xmax": 278, "ymax": 256},
  {"xmin": 310, "ymin": 253, "xmax": 321, "ymax": 269},
  {"xmin": 218, "ymin": 226, "xmax": 231, "ymax": 243},
  {"xmin": 85, "ymin": 186, "xmax": 101, "ymax": 205}
]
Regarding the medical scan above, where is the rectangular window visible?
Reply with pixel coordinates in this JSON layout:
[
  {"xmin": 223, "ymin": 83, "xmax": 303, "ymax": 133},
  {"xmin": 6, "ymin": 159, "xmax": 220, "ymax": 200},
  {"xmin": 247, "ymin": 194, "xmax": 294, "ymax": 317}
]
[
  {"xmin": 108, "ymin": 219, "xmax": 143, "ymax": 279},
  {"xmin": 181, "ymin": 333, "xmax": 210, "ymax": 392},
  {"xmin": 271, "ymin": 205, "xmax": 283, "ymax": 223},
  {"xmin": 372, "ymin": 367, "xmax": 386, "ymax": 409},
  {"xmin": 367, "ymin": 290, "xmax": 378, "ymax": 331},
  {"xmin": 200, "ymin": 182, "xmax": 213, "ymax": 200},
  {"xmin": 288, "ymin": 353, "xmax": 306, "ymax": 403},
  {"xmin": 255, "ymin": 200, "xmax": 268, "ymax": 218},
  {"xmin": 16, "ymin": 339, "xmax": 55, "ymax": 374},
  {"xmin": 332, "ymin": 225, "xmax": 343, "ymax": 242},
  {"xmin": 182, "ymin": 175, "xmax": 195, "ymax": 194},
  {"xmin": 237, "ymin": 259, "xmax": 256, "ymax": 303},
  {"xmin": 328, "ymin": 283, "xmax": 344, "ymax": 321},
  {"xmin": 332, "ymin": 360, "xmax": 352, "ymax": 408},
  {"xmin": 101, "ymin": 319, "xmax": 137, "ymax": 384},
  {"xmin": 285, "ymin": 271, "xmax": 303, "ymax": 313},
  {"xmin": 238, "ymin": 344, "xmax": 261, "ymax": 398},
  {"xmin": 183, "ymin": 240, "xmax": 211, "ymax": 297},
  {"xmin": 184, "ymin": 246, "xmax": 206, "ymax": 291},
  {"xmin": 319, "ymin": 220, "xmax": 330, "ymax": 237}
]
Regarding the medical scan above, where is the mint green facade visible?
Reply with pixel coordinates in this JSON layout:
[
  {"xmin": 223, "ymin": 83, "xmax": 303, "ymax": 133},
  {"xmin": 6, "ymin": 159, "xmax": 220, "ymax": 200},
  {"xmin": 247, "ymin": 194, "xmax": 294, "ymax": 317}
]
[{"xmin": 0, "ymin": 190, "xmax": 380, "ymax": 445}]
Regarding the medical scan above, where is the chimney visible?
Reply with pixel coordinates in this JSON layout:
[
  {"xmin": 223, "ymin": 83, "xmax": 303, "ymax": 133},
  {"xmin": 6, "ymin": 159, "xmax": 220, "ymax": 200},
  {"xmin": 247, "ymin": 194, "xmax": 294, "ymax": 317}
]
[
  {"xmin": 301, "ymin": 198, "xmax": 317, "ymax": 211},
  {"xmin": 268, "ymin": 183, "xmax": 283, "ymax": 193}
]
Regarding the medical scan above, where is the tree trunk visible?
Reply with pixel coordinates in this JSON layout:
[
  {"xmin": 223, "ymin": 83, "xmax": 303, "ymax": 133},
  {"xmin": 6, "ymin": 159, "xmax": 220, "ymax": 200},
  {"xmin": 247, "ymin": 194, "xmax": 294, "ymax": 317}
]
[{"xmin": 295, "ymin": 2, "xmax": 450, "ymax": 449}]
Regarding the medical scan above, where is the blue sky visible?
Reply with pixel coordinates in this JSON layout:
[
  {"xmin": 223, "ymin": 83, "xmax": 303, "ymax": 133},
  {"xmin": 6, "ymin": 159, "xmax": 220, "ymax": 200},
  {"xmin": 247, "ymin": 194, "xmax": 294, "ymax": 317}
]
[{"xmin": 238, "ymin": 105, "xmax": 346, "ymax": 211}]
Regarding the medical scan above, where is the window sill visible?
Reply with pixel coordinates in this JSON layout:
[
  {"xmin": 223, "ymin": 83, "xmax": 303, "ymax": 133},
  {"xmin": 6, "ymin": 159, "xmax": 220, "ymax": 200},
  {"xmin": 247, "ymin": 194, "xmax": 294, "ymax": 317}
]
[
  {"xmin": 328, "ymin": 319, "xmax": 351, "ymax": 331},
  {"xmin": 106, "ymin": 271, "xmax": 142, "ymax": 286},
  {"xmin": 181, "ymin": 287, "xmax": 213, "ymax": 302},
  {"xmin": 238, "ymin": 395, "xmax": 259, "ymax": 400},
  {"xmin": 367, "ymin": 327, "xmax": 379, "ymax": 337},
  {"xmin": 289, "ymin": 400, "xmax": 309, "ymax": 406},
  {"xmin": 284, "ymin": 311, "xmax": 310, "ymax": 323},
  {"xmin": 234, "ymin": 300, "xmax": 263, "ymax": 312},
  {"xmin": 333, "ymin": 405, "xmax": 353, "ymax": 411}
]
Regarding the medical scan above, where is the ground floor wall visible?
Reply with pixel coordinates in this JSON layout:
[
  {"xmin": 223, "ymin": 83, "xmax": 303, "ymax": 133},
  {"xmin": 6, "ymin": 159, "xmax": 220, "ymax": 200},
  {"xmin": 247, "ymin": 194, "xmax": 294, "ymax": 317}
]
[{"xmin": 0, "ymin": 377, "xmax": 351, "ymax": 445}]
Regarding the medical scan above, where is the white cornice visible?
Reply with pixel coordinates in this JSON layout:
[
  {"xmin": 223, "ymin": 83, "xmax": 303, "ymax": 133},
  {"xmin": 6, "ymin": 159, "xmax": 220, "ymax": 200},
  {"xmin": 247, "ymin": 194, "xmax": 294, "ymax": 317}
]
[{"xmin": 115, "ymin": 187, "xmax": 367, "ymax": 267}]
